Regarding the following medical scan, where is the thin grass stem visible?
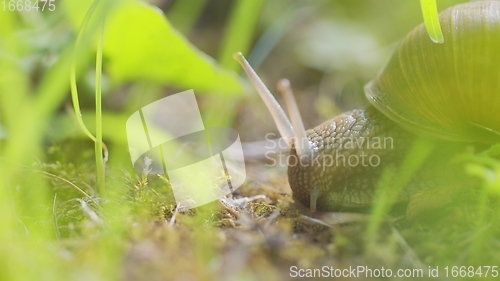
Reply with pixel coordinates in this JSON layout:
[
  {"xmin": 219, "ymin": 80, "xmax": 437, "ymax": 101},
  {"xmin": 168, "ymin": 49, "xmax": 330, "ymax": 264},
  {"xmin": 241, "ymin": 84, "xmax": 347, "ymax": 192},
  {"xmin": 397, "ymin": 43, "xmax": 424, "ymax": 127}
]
[{"xmin": 95, "ymin": 19, "xmax": 105, "ymax": 191}]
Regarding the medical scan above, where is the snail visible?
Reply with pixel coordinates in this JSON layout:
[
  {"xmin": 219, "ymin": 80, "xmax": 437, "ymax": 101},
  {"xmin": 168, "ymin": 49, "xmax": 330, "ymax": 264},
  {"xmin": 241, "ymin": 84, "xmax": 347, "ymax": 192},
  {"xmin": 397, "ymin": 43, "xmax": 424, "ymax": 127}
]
[{"xmin": 233, "ymin": 1, "xmax": 500, "ymax": 218}]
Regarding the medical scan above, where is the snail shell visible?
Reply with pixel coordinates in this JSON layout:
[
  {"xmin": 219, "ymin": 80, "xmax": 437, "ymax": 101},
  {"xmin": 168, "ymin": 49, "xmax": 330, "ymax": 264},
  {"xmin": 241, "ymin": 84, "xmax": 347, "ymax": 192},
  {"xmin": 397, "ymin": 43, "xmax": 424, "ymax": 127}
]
[{"xmin": 366, "ymin": 1, "xmax": 500, "ymax": 144}]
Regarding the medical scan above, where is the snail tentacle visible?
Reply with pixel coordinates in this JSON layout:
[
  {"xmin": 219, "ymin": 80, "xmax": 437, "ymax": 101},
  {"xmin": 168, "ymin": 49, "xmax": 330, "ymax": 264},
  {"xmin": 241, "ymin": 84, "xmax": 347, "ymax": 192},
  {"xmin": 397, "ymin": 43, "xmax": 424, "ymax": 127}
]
[
  {"xmin": 277, "ymin": 79, "xmax": 312, "ymax": 159},
  {"xmin": 233, "ymin": 52, "xmax": 294, "ymax": 145}
]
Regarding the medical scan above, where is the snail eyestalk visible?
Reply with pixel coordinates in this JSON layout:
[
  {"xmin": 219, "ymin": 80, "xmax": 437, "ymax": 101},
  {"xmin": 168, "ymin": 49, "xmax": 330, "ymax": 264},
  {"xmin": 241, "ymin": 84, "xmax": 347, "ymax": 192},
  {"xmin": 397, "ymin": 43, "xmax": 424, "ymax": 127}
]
[
  {"xmin": 277, "ymin": 79, "xmax": 312, "ymax": 158},
  {"xmin": 233, "ymin": 52, "xmax": 294, "ymax": 145}
]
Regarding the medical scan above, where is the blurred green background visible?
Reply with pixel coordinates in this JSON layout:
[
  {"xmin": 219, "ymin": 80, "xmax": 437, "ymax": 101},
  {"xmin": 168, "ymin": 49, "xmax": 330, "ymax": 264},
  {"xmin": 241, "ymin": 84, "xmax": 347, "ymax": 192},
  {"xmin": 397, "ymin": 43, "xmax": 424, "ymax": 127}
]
[{"xmin": 0, "ymin": 0, "xmax": 498, "ymax": 280}]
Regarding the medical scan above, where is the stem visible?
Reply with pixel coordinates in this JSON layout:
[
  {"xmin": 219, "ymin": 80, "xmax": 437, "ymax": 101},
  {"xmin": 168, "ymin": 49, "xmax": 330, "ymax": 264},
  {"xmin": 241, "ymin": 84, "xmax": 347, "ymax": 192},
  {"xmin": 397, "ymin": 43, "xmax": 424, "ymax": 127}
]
[
  {"xmin": 69, "ymin": 0, "xmax": 108, "ymax": 192},
  {"xmin": 205, "ymin": 0, "xmax": 265, "ymax": 128},
  {"xmin": 166, "ymin": 0, "xmax": 208, "ymax": 35},
  {"xmin": 470, "ymin": 187, "xmax": 489, "ymax": 262},
  {"xmin": 70, "ymin": 0, "xmax": 102, "ymax": 142},
  {"xmin": 365, "ymin": 138, "xmax": 435, "ymax": 242},
  {"xmin": 420, "ymin": 0, "xmax": 444, "ymax": 43},
  {"xmin": 95, "ymin": 19, "xmax": 105, "ymax": 191},
  {"xmin": 218, "ymin": 0, "xmax": 266, "ymax": 71}
]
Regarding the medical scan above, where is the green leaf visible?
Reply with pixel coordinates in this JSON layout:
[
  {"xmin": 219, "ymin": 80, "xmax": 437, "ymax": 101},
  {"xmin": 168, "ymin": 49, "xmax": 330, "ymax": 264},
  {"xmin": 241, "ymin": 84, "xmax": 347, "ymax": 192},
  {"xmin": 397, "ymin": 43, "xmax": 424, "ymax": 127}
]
[
  {"xmin": 419, "ymin": 0, "xmax": 444, "ymax": 44},
  {"xmin": 62, "ymin": 0, "xmax": 243, "ymax": 95}
]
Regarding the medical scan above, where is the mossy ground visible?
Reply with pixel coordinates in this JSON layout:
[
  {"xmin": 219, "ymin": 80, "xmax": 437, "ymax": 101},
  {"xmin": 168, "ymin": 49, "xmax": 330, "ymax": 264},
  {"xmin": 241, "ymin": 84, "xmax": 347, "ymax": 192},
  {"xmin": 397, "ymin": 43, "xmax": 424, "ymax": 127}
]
[{"xmin": 41, "ymin": 141, "xmax": 500, "ymax": 281}]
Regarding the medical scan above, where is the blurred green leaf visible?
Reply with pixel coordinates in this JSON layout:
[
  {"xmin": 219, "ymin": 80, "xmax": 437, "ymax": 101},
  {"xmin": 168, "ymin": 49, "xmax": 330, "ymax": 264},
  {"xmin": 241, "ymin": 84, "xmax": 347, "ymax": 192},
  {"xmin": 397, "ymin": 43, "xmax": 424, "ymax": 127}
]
[{"xmin": 62, "ymin": 0, "xmax": 243, "ymax": 95}]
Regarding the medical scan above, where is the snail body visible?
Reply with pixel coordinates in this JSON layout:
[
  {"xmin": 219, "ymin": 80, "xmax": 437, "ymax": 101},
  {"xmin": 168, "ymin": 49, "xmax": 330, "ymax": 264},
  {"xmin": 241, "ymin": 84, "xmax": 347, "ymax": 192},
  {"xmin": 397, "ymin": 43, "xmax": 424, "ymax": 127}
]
[{"xmin": 235, "ymin": 1, "xmax": 500, "ymax": 217}]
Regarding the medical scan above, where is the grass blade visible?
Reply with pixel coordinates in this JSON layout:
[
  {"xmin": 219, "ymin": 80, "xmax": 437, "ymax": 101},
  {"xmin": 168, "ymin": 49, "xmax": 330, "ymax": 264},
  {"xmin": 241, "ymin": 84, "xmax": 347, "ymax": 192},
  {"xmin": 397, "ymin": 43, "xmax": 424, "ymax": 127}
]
[{"xmin": 420, "ymin": 0, "xmax": 444, "ymax": 43}]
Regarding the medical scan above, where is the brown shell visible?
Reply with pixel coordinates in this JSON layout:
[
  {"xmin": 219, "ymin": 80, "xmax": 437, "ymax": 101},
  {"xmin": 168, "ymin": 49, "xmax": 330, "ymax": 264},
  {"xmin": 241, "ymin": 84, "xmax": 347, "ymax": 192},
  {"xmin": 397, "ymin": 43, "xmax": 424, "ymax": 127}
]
[{"xmin": 365, "ymin": 1, "xmax": 500, "ymax": 143}]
